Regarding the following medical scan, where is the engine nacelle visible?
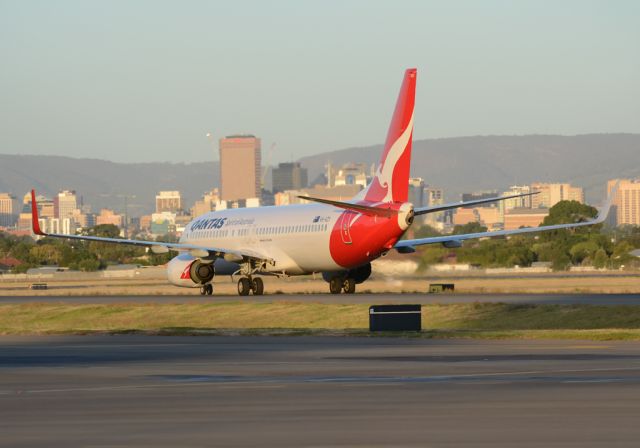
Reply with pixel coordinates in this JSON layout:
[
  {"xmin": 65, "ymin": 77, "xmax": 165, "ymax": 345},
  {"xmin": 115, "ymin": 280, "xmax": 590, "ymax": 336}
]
[
  {"xmin": 397, "ymin": 202, "xmax": 415, "ymax": 230},
  {"xmin": 167, "ymin": 253, "xmax": 215, "ymax": 288}
]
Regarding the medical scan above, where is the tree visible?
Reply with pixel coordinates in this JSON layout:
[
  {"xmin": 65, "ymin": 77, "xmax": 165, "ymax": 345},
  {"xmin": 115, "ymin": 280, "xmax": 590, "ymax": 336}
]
[
  {"xmin": 542, "ymin": 200, "xmax": 598, "ymax": 226},
  {"xmin": 452, "ymin": 222, "xmax": 487, "ymax": 235},
  {"xmin": 569, "ymin": 241, "xmax": 599, "ymax": 265},
  {"xmin": 593, "ymin": 248, "xmax": 609, "ymax": 269},
  {"xmin": 85, "ymin": 224, "xmax": 121, "ymax": 238}
]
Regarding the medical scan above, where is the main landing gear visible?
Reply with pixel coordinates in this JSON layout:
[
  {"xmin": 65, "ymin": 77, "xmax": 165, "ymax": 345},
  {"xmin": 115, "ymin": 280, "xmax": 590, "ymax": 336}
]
[
  {"xmin": 237, "ymin": 276, "xmax": 264, "ymax": 296},
  {"xmin": 199, "ymin": 283, "xmax": 213, "ymax": 296},
  {"xmin": 329, "ymin": 277, "xmax": 356, "ymax": 294}
]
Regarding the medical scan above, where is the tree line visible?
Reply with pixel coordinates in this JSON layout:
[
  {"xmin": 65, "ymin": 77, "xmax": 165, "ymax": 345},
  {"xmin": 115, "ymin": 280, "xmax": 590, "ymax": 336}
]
[
  {"xmin": 0, "ymin": 225, "xmax": 173, "ymax": 273},
  {"xmin": 413, "ymin": 201, "xmax": 640, "ymax": 271}
]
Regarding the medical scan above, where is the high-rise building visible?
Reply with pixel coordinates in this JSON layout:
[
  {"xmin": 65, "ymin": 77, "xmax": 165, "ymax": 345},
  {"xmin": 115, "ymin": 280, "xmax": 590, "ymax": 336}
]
[
  {"xmin": 56, "ymin": 190, "xmax": 77, "ymax": 221},
  {"xmin": 608, "ymin": 179, "xmax": 640, "ymax": 226},
  {"xmin": 530, "ymin": 183, "xmax": 584, "ymax": 208},
  {"xmin": 272, "ymin": 163, "xmax": 308, "ymax": 193},
  {"xmin": 219, "ymin": 135, "xmax": 261, "ymax": 201},
  {"xmin": 0, "ymin": 193, "xmax": 14, "ymax": 227},
  {"xmin": 155, "ymin": 191, "xmax": 183, "ymax": 213}
]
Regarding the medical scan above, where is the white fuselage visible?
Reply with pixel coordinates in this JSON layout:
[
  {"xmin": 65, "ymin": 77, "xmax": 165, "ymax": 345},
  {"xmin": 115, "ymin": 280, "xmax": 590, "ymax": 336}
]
[{"xmin": 179, "ymin": 203, "xmax": 344, "ymax": 275}]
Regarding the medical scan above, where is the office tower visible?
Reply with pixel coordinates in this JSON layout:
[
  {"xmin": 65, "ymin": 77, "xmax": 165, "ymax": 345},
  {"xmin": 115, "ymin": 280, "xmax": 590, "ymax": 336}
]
[
  {"xmin": 0, "ymin": 193, "xmax": 14, "ymax": 227},
  {"xmin": 56, "ymin": 190, "xmax": 77, "ymax": 220},
  {"xmin": 608, "ymin": 179, "xmax": 640, "ymax": 226},
  {"xmin": 272, "ymin": 162, "xmax": 308, "ymax": 193},
  {"xmin": 219, "ymin": 135, "xmax": 261, "ymax": 201}
]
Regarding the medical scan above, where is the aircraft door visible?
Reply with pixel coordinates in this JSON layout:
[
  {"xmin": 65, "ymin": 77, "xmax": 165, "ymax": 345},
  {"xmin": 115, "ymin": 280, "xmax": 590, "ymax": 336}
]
[{"xmin": 337, "ymin": 211, "xmax": 357, "ymax": 245}]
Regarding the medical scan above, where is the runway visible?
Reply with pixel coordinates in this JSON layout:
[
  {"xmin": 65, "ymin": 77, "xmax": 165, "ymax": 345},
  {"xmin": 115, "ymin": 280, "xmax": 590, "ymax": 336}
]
[
  {"xmin": 2, "ymin": 335, "xmax": 640, "ymax": 446},
  {"xmin": 2, "ymin": 292, "xmax": 640, "ymax": 305}
]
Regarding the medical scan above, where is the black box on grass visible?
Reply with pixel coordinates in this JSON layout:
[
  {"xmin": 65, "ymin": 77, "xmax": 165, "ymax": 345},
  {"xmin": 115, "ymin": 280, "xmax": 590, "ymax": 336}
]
[{"xmin": 369, "ymin": 304, "xmax": 421, "ymax": 332}]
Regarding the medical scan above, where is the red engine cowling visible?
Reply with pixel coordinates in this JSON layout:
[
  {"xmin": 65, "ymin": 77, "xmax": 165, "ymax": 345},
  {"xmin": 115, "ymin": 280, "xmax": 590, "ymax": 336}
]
[{"xmin": 167, "ymin": 254, "xmax": 215, "ymax": 288}]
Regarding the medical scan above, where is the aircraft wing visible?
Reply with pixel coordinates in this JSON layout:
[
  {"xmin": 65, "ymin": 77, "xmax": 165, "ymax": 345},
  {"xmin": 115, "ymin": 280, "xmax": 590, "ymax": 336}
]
[
  {"xmin": 396, "ymin": 182, "xmax": 618, "ymax": 251},
  {"xmin": 29, "ymin": 190, "xmax": 270, "ymax": 263},
  {"xmin": 414, "ymin": 191, "xmax": 538, "ymax": 215}
]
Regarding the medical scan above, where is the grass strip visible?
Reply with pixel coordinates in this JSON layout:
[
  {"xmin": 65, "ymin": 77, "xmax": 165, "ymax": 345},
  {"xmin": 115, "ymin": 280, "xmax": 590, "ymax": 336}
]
[{"xmin": 2, "ymin": 302, "xmax": 640, "ymax": 340}]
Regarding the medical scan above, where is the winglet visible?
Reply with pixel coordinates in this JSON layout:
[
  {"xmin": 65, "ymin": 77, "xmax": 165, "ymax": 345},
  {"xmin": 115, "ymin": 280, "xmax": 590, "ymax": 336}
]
[{"xmin": 30, "ymin": 189, "xmax": 45, "ymax": 236}]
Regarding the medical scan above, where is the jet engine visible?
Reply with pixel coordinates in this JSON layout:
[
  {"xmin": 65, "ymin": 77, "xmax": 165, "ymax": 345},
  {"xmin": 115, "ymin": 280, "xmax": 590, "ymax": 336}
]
[{"xmin": 167, "ymin": 253, "xmax": 215, "ymax": 288}]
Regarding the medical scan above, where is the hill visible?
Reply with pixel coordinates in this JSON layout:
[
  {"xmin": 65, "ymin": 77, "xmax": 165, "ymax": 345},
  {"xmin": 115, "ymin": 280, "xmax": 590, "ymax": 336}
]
[
  {"xmin": 0, "ymin": 155, "xmax": 219, "ymax": 216},
  {"xmin": 299, "ymin": 133, "xmax": 640, "ymax": 203},
  {"xmin": 1, "ymin": 134, "xmax": 638, "ymax": 215}
]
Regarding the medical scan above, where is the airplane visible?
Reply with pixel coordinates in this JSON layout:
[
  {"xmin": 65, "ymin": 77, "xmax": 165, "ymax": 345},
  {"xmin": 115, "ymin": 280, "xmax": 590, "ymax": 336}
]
[{"xmin": 29, "ymin": 68, "xmax": 616, "ymax": 296}]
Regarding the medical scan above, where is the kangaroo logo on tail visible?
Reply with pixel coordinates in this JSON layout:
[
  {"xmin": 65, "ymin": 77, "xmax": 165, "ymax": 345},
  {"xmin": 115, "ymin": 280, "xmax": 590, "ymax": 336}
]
[{"xmin": 363, "ymin": 68, "xmax": 416, "ymax": 204}]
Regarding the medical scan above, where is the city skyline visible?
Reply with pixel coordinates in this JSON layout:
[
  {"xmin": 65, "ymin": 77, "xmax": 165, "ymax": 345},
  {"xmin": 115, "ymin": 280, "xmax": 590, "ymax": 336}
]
[{"xmin": 1, "ymin": 1, "xmax": 639, "ymax": 164}]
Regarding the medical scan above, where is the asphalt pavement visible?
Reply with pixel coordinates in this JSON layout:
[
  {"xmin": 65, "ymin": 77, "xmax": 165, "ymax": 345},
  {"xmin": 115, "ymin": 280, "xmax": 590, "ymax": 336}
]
[{"xmin": 2, "ymin": 335, "xmax": 640, "ymax": 446}]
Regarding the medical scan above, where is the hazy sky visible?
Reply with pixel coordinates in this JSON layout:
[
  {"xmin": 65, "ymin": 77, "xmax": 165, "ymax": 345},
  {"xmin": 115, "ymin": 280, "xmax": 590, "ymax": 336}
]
[{"xmin": 1, "ymin": 0, "xmax": 638, "ymax": 163}]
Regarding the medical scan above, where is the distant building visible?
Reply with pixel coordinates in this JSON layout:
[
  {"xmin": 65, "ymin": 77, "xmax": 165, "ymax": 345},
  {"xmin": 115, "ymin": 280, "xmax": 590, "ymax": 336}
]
[
  {"xmin": 424, "ymin": 186, "xmax": 445, "ymax": 229},
  {"xmin": 17, "ymin": 193, "xmax": 51, "ymax": 230},
  {"xmin": 219, "ymin": 135, "xmax": 261, "ymax": 201},
  {"xmin": 139, "ymin": 215, "xmax": 152, "ymax": 232},
  {"xmin": 451, "ymin": 207, "xmax": 501, "ymax": 230},
  {"xmin": 38, "ymin": 217, "xmax": 72, "ymax": 235},
  {"xmin": 72, "ymin": 209, "xmax": 95, "ymax": 229},
  {"xmin": 0, "ymin": 193, "xmax": 14, "ymax": 227},
  {"xmin": 530, "ymin": 183, "xmax": 584, "ymax": 208},
  {"xmin": 608, "ymin": 178, "xmax": 640, "ymax": 226},
  {"xmin": 504, "ymin": 208, "xmax": 549, "ymax": 230},
  {"xmin": 155, "ymin": 191, "xmax": 183, "ymax": 213},
  {"xmin": 452, "ymin": 208, "xmax": 478, "ymax": 226},
  {"xmin": 462, "ymin": 190, "xmax": 499, "ymax": 208},
  {"xmin": 408, "ymin": 178, "xmax": 427, "ymax": 207},
  {"xmin": 96, "ymin": 209, "xmax": 123, "ymax": 228},
  {"xmin": 151, "ymin": 212, "xmax": 176, "ymax": 235},
  {"xmin": 191, "ymin": 189, "xmax": 220, "ymax": 218},
  {"xmin": 56, "ymin": 190, "xmax": 77, "ymax": 221},
  {"xmin": 501, "ymin": 185, "xmax": 532, "ymax": 211},
  {"xmin": 276, "ymin": 184, "xmax": 362, "ymax": 206},
  {"xmin": 272, "ymin": 162, "xmax": 308, "ymax": 193},
  {"xmin": 331, "ymin": 163, "xmax": 368, "ymax": 188}
]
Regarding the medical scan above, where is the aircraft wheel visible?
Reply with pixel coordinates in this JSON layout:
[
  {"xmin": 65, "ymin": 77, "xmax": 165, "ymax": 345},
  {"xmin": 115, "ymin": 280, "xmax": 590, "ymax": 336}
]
[
  {"xmin": 329, "ymin": 278, "xmax": 343, "ymax": 294},
  {"xmin": 200, "ymin": 285, "xmax": 207, "ymax": 296},
  {"xmin": 252, "ymin": 277, "xmax": 264, "ymax": 296},
  {"xmin": 205, "ymin": 283, "xmax": 213, "ymax": 296},
  {"xmin": 343, "ymin": 277, "xmax": 356, "ymax": 294},
  {"xmin": 237, "ymin": 278, "xmax": 251, "ymax": 296}
]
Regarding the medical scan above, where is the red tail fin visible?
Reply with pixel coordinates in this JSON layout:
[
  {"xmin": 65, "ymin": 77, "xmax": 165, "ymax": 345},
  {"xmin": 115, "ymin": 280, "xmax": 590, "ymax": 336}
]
[
  {"xmin": 363, "ymin": 68, "xmax": 416, "ymax": 203},
  {"xmin": 31, "ymin": 190, "xmax": 45, "ymax": 236}
]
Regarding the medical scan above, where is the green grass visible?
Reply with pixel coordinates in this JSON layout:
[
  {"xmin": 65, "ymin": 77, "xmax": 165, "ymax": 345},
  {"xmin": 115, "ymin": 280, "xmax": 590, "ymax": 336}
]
[{"xmin": 2, "ymin": 302, "xmax": 640, "ymax": 340}]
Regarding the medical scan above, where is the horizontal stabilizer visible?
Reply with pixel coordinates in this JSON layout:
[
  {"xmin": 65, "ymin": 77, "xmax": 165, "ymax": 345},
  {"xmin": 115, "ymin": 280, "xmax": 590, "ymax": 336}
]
[{"xmin": 297, "ymin": 196, "xmax": 397, "ymax": 218}]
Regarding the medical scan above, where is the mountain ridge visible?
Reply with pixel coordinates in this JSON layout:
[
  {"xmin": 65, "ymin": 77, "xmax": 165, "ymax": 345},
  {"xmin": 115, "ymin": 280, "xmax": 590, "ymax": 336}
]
[{"xmin": 1, "ymin": 133, "xmax": 638, "ymax": 215}]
